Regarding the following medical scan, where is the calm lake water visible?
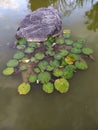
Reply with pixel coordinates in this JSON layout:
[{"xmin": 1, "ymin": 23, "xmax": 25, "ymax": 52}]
[{"xmin": 0, "ymin": 0, "xmax": 98, "ymax": 130}]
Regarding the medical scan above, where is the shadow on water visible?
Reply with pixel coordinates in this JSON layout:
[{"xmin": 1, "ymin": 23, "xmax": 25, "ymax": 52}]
[{"xmin": 0, "ymin": 0, "xmax": 98, "ymax": 130}]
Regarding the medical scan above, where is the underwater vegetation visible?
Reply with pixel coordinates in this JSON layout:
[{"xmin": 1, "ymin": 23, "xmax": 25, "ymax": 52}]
[{"xmin": 2, "ymin": 30, "xmax": 94, "ymax": 95}]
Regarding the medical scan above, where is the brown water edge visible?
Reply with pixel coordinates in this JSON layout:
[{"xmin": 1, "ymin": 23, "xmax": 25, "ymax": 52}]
[{"xmin": 0, "ymin": 0, "xmax": 98, "ymax": 130}]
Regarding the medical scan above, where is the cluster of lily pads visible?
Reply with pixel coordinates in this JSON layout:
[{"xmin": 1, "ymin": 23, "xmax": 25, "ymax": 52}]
[{"xmin": 2, "ymin": 30, "xmax": 94, "ymax": 95}]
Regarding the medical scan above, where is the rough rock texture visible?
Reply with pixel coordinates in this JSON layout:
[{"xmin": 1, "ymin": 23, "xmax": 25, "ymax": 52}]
[{"xmin": 16, "ymin": 6, "xmax": 62, "ymax": 42}]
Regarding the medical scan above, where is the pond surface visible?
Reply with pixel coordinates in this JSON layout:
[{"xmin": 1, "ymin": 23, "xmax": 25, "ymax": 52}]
[{"xmin": 0, "ymin": 0, "xmax": 98, "ymax": 130}]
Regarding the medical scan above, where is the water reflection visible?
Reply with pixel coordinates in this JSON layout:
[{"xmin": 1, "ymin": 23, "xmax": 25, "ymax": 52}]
[{"xmin": 85, "ymin": 2, "xmax": 98, "ymax": 31}]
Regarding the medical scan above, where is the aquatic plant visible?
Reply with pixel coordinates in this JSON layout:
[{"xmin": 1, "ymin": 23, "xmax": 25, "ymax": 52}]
[
  {"xmin": 38, "ymin": 72, "xmax": 51, "ymax": 84},
  {"xmin": 13, "ymin": 52, "xmax": 25, "ymax": 60},
  {"xmin": 35, "ymin": 52, "xmax": 45, "ymax": 60},
  {"xmin": 2, "ymin": 29, "xmax": 94, "ymax": 95},
  {"xmin": 2, "ymin": 67, "xmax": 14, "ymax": 75},
  {"xmin": 28, "ymin": 74, "xmax": 37, "ymax": 83},
  {"xmin": 7, "ymin": 59, "xmax": 19, "ymax": 67},
  {"xmin": 42, "ymin": 82, "xmax": 54, "ymax": 93},
  {"xmin": 54, "ymin": 78, "xmax": 69, "ymax": 93},
  {"xmin": 82, "ymin": 47, "xmax": 94, "ymax": 55},
  {"xmin": 18, "ymin": 82, "xmax": 31, "ymax": 95}
]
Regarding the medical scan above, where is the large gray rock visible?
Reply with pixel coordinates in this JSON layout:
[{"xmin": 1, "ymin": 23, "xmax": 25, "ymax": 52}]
[{"xmin": 16, "ymin": 6, "xmax": 62, "ymax": 42}]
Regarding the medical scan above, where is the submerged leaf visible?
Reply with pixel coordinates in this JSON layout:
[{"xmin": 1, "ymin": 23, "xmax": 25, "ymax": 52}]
[
  {"xmin": 3, "ymin": 67, "xmax": 14, "ymax": 75},
  {"xmin": 54, "ymin": 78, "xmax": 69, "ymax": 93},
  {"xmin": 18, "ymin": 82, "xmax": 31, "ymax": 95},
  {"xmin": 43, "ymin": 82, "xmax": 54, "ymax": 93}
]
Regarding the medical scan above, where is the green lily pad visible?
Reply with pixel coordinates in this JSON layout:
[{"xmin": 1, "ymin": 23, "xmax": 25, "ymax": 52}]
[
  {"xmin": 38, "ymin": 61, "xmax": 48, "ymax": 71},
  {"xmin": 54, "ymin": 54, "xmax": 62, "ymax": 60},
  {"xmin": 75, "ymin": 60, "xmax": 88, "ymax": 70},
  {"xmin": 46, "ymin": 65, "xmax": 54, "ymax": 71},
  {"xmin": 77, "ymin": 38, "xmax": 86, "ymax": 43},
  {"xmin": 73, "ymin": 42, "xmax": 83, "ymax": 49},
  {"xmin": 28, "ymin": 74, "xmax": 37, "ymax": 83},
  {"xmin": 38, "ymin": 72, "xmax": 51, "ymax": 84},
  {"xmin": 18, "ymin": 38, "xmax": 26, "ymax": 45},
  {"xmin": 30, "ymin": 57, "xmax": 36, "ymax": 62},
  {"xmin": 63, "ymin": 70, "xmax": 74, "ymax": 79},
  {"xmin": 65, "ymin": 54, "xmax": 76, "ymax": 64},
  {"xmin": 35, "ymin": 53, "xmax": 45, "ymax": 60},
  {"xmin": 16, "ymin": 45, "xmax": 26, "ymax": 50},
  {"xmin": 43, "ymin": 82, "xmax": 54, "ymax": 93},
  {"xmin": 59, "ymin": 49, "xmax": 69, "ymax": 57},
  {"xmin": 24, "ymin": 47, "xmax": 34, "ymax": 53},
  {"xmin": 65, "ymin": 39, "xmax": 73, "ymax": 45},
  {"xmin": 28, "ymin": 42, "xmax": 38, "ymax": 48},
  {"xmin": 7, "ymin": 59, "xmax": 19, "ymax": 67},
  {"xmin": 56, "ymin": 38, "xmax": 64, "ymax": 44},
  {"xmin": 49, "ymin": 60, "xmax": 60, "ymax": 68},
  {"xmin": 20, "ymin": 65, "xmax": 27, "ymax": 71},
  {"xmin": 13, "ymin": 52, "xmax": 25, "ymax": 60},
  {"xmin": 2, "ymin": 67, "xmax": 14, "ymax": 75},
  {"xmin": 65, "ymin": 65, "xmax": 76, "ymax": 72},
  {"xmin": 54, "ymin": 78, "xmax": 69, "ymax": 93},
  {"xmin": 82, "ymin": 47, "xmax": 94, "ymax": 55},
  {"xmin": 53, "ymin": 69, "xmax": 63, "ymax": 77},
  {"xmin": 63, "ymin": 33, "xmax": 71, "ymax": 38},
  {"xmin": 18, "ymin": 82, "xmax": 31, "ymax": 95},
  {"xmin": 34, "ymin": 68, "xmax": 40, "ymax": 73},
  {"xmin": 71, "ymin": 47, "xmax": 81, "ymax": 54}
]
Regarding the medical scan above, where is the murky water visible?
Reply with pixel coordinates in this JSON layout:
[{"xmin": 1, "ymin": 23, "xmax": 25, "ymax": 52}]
[{"xmin": 0, "ymin": 0, "xmax": 98, "ymax": 130}]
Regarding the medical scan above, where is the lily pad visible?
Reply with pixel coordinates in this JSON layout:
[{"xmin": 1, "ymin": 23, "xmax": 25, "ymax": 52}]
[
  {"xmin": 63, "ymin": 33, "xmax": 71, "ymax": 38},
  {"xmin": 38, "ymin": 61, "xmax": 48, "ymax": 71},
  {"xmin": 35, "ymin": 53, "xmax": 45, "ymax": 60},
  {"xmin": 13, "ymin": 52, "xmax": 25, "ymax": 60},
  {"xmin": 77, "ymin": 38, "xmax": 86, "ymax": 43},
  {"xmin": 53, "ymin": 69, "xmax": 63, "ymax": 77},
  {"xmin": 65, "ymin": 54, "xmax": 76, "ymax": 64},
  {"xmin": 16, "ymin": 45, "xmax": 26, "ymax": 50},
  {"xmin": 20, "ymin": 65, "xmax": 27, "ymax": 71},
  {"xmin": 18, "ymin": 82, "xmax": 31, "ymax": 95},
  {"xmin": 2, "ymin": 67, "xmax": 14, "ymax": 75},
  {"xmin": 46, "ymin": 65, "xmax": 54, "ymax": 71},
  {"xmin": 75, "ymin": 60, "xmax": 88, "ymax": 70},
  {"xmin": 49, "ymin": 60, "xmax": 60, "ymax": 68},
  {"xmin": 82, "ymin": 47, "xmax": 94, "ymax": 55},
  {"xmin": 63, "ymin": 70, "xmax": 74, "ymax": 79},
  {"xmin": 65, "ymin": 39, "xmax": 73, "ymax": 45},
  {"xmin": 54, "ymin": 78, "xmax": 69, "ymax": 93},
  {"xmin": 24, "ymin": 47, "xmax": 34, "ymax": 53},
  {"xmin": 18, "ymin": 38, "xmax": 26, "ymax": 45},
  {"xmin": 56, "ymin": 38, "xmax": 64, "ymax": 44},
  {"xmin": 28, "ymin": 74, "xmax": 37, "ymax": 83},
  {"xmin": 54, "ymin": 54, "xmax": 62, "ymax": 60},
  {"xmin": 38, "ymin": 72, "xmax": 51, "ymax": 84},
  {"xmin": 30, "ymin": 57, "xmax": 37, "ymax": 62},
  {"xmin": 42, "ymin": 82, "xmax": 54, "ymax": 93},
  {"xmin": 73, "ymin": 42, "xmax": 83, "ymax": 49},
  {"xmin": 34, "ymin": 68, "xmax": 40, "ymax": 73},
  {"xmin": 71, "ymin": 47, "xmax": 81, "ymax": 54},
  {"xmin": 59, "ymin": 49, "xmax": 69, "ymax": 57},
  {"xmin": 28, "ymin": 42, "xmax": 38, "ymax": 48},
  {"xmin": 7, "ymin": 59, "xmax": 19, "ymax": 67}
]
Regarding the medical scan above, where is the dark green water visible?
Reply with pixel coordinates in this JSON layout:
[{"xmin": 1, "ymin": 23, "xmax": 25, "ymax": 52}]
[{"xmin": 0, "ymin": 0, "xmax": 98, "ymax": 130}]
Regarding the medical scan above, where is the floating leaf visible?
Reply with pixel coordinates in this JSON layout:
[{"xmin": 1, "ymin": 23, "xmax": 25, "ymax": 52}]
[
  {"xmin": 38, "ymin": 72, "xmax": 51, "ymax": 84},
  {"xmin": 63, "ymin": 69, "xmax": 74, "ymax": 79},
  {"xmin": 20, "ymin": 65, "xmax": 27, "ymax": 71},
  {"xmin": 18, "ymin": 82, "xmax": 31, "ymax": 95},
  {"xmin": 2, "ymin": 67, "xmax": 14, "ymax": 75},
  {"xmin": 46, "ymin": 65, "xmax": 54, "ymax": 71},
  {"xmin": 30, "ymin": 57, "xmax": 37, "ymax": 62},
  {"xmin": 75, "ymin": 60, "xmax": 88, "ymax": 70},
  {"xmin": 13, "ymin": 52, "xmax": 24, "ymax": 60},
  {"xmin": 65, "ymin": 54, "xmax": 76, "ymax": 64},
  {"xmin": 54, "ymin": 54, "xmax": 62, "ymax": 60},
  {"xmin": 35, "ymin": 53, "xmax": 45, "ymax": 60},
  {"xmin": 21, "ymin": 57, "xmax": 30, "ymax": 63},
  {"xmin": 18, "ymin": 38, "xmax": 26, "ymax": 45},
  {"xmin": 16, "ymin": 45, "xmax": 26, "ymax": 50},
  {"xmin": 42, "ymin": 82, "xmax": 54, "ymax": 93},
  {"xmin": 28, "ymin": 74, "xmax": 37, "ymax": 83},
  {"xmin": 73, "ymin": 42, "xmax": 83, "ymax": 49},
  {"xmin": 82, "ymin": 47, "xmax": 94, "ymax": 55},
  {"xmin": 28, "ymin": 42, "xmax": 38, "ymax": 48},
  {"xmin": 49, "ymin": 60, "xmax": 60, "ymax": 68},
  {"xmin": 77, "ymin": 38, "xmax": 86, "ymax": 43},
  {"xmin": 63, "ymin": 29, "xmax": 71, "ymax": 34},
  {"xmin": 34, "ymin": 68, "xmax": 40, "ymax": 73},
  {"xmin": 65, "ymin": 39, "xmax": 73, "ymax": 45},
  {"xmin": 48, "ymin": 36, "xmax": 55, "ymax": 43},
  {"xmin": 65, "ymin": 65, "xmax": 76, "ymax": 72},
  {"xmin": 53, "ymin": 69, "xmax": 63, "ymax": 77},
  {"xmin": 59, "ymin": 49, "xmax": 69, "ymax": 57},
  {"xmin": 63, "ymin": 33, "xmax": 71, "ymax": 38},
  {"xmin": 56, "ymin": 38, "xmax": 64, "ymax": 44},
  {"xmin": 38, "ymin": 61, "xmax": 48, "ymax": 71},
  {"xmin": 25, "ymin": 47, "xmax": 34, "ymax": 53},
  {"xmin": 7, "ymin": 59, "xmax": 19, "ymax": 67},
  {"xmin": 71, "ymin": 47, "xmax": 81, "ymax": 54},
  {"xmin": 54, "ymin": 78, "xmax": 69, "ymax": 93}
]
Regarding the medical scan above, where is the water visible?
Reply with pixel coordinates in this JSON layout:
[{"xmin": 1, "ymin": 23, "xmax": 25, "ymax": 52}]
[{"xmin": 0, "ymin": 0, "xmax": 98, "ymax": 130}]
